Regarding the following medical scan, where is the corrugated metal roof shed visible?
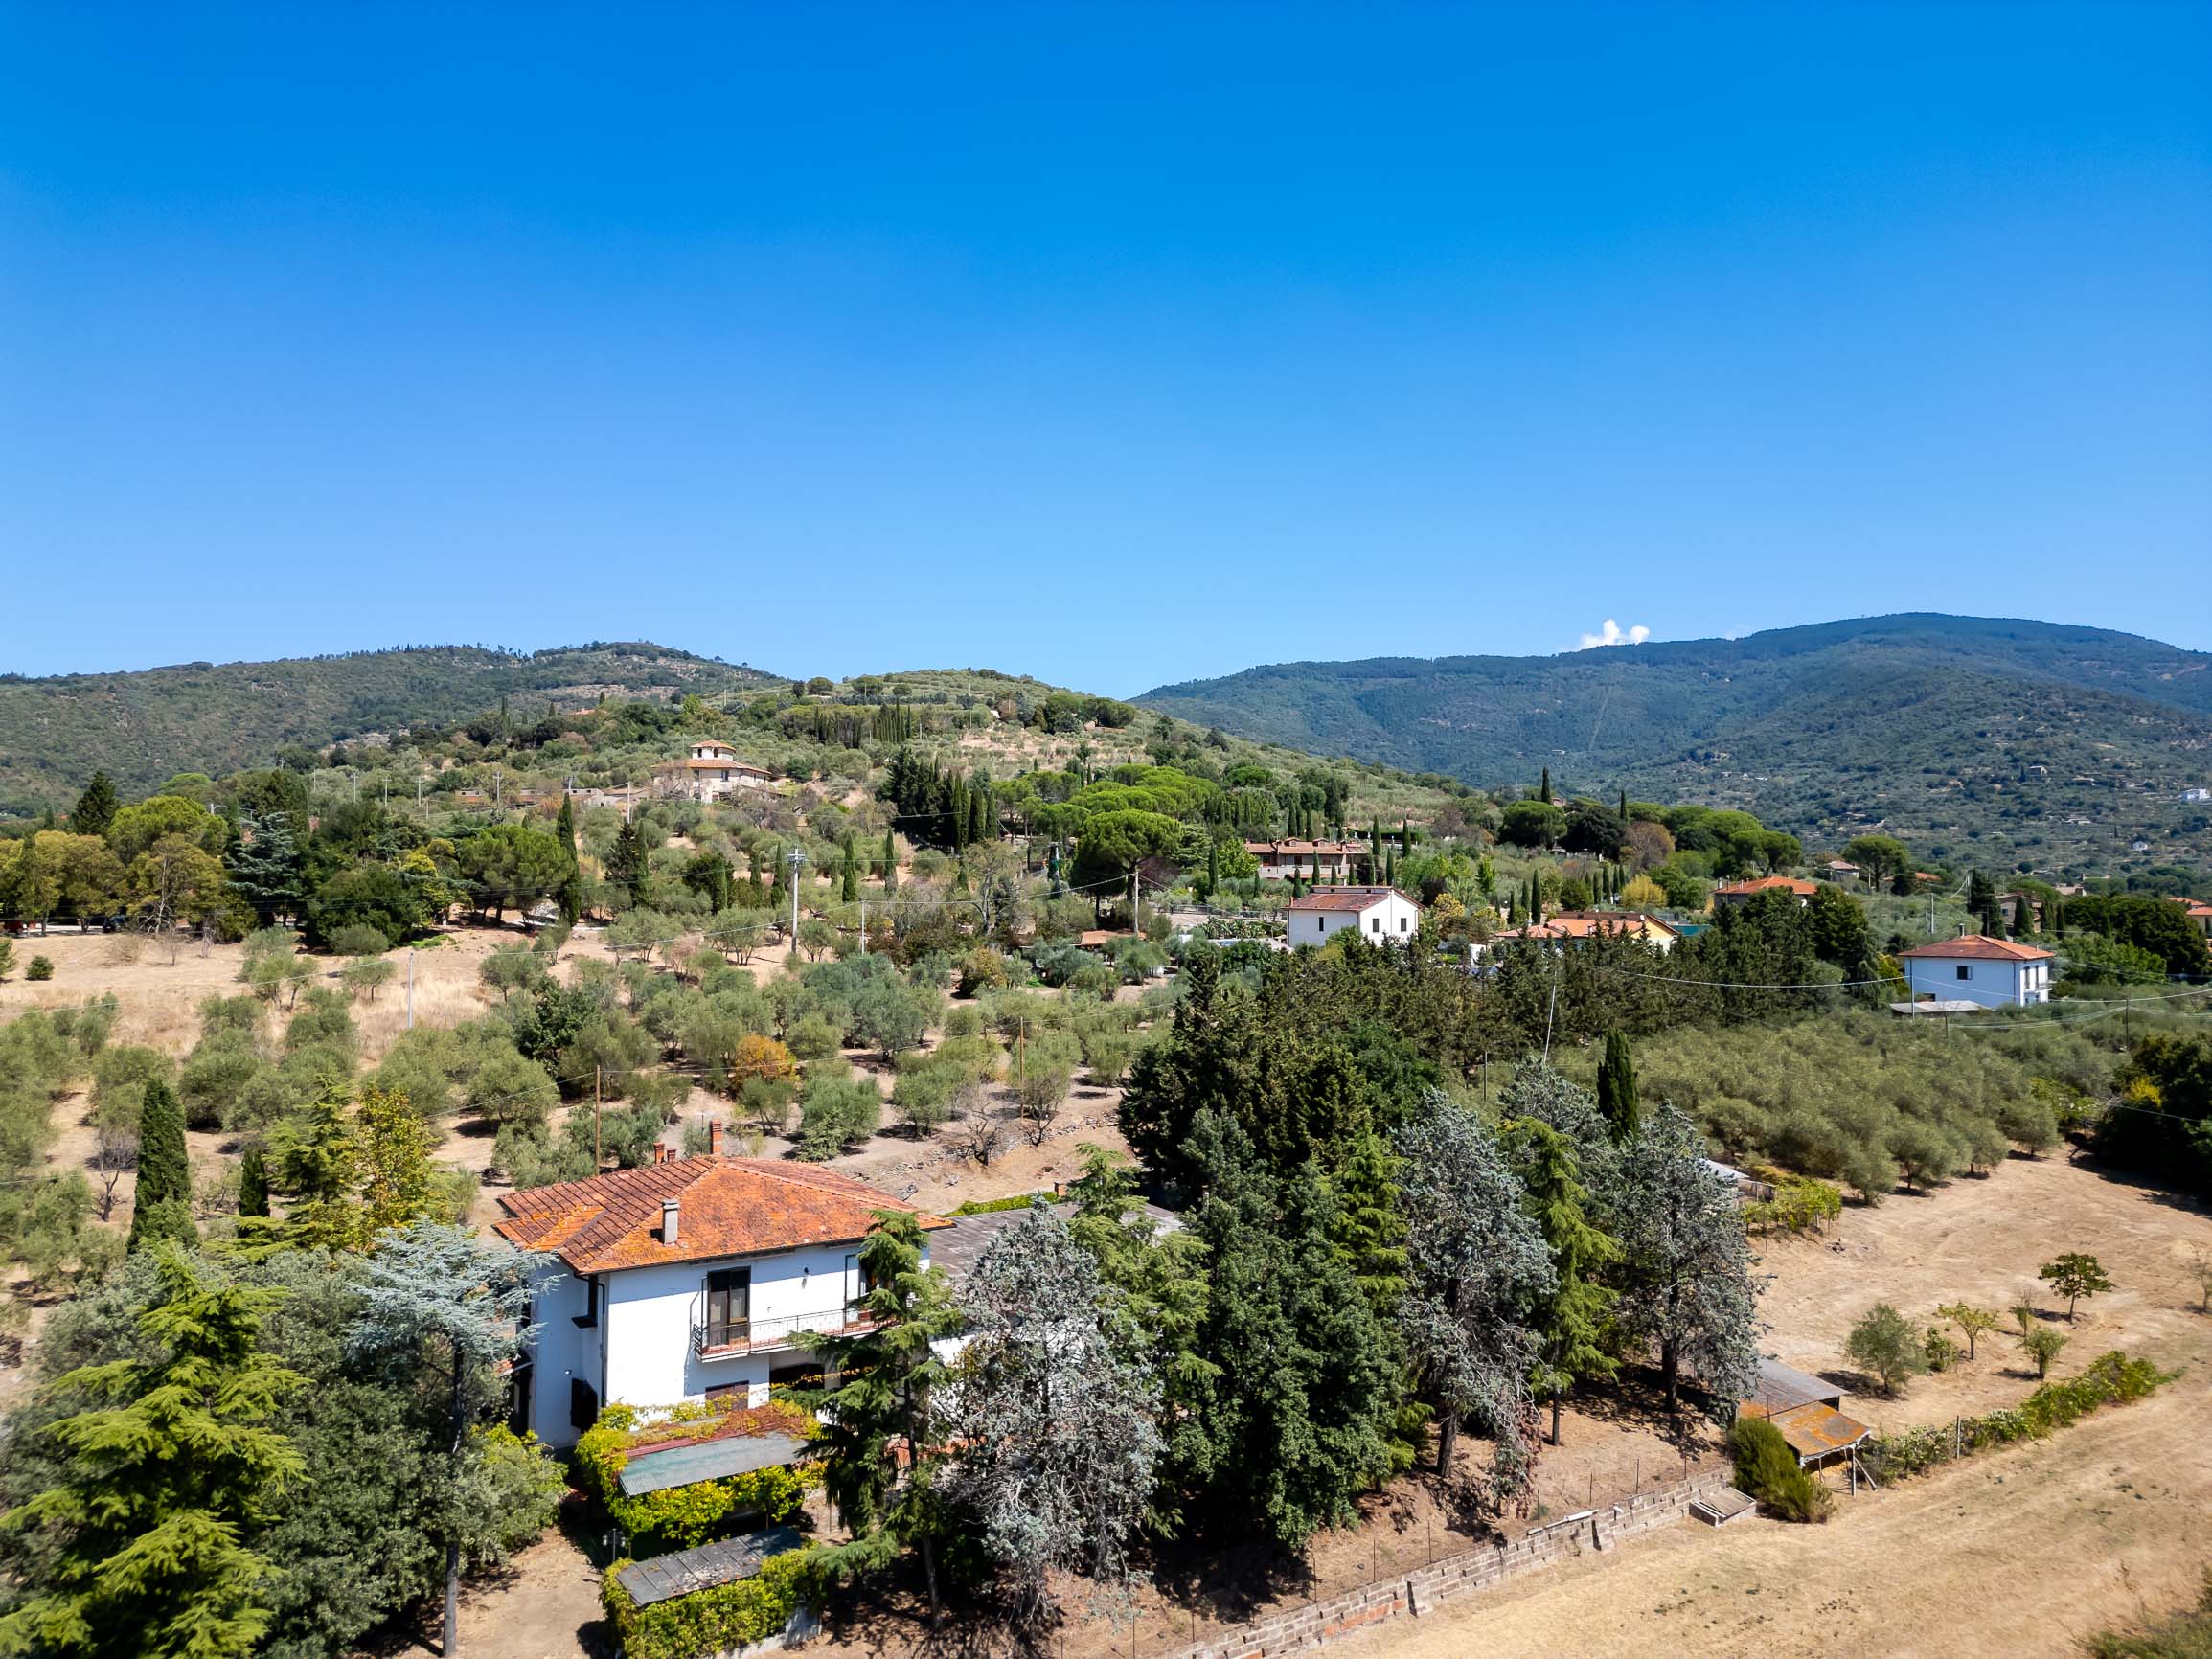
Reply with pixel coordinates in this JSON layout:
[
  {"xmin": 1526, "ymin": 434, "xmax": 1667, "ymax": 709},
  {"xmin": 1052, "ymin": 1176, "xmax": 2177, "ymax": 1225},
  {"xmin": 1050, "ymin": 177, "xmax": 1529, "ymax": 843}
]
[
  {"xmin": 614, "ymin": 1526, "xmax": 806, "ymax": 1607},
  {"xmin": 617, "ymin": 1433, "xmax": 810, "ymax": 1497},
  {"xmin": 1746, "ymin": 1358, "xmax": 1843, "ymax": 1414},
  {"xmin": 1763, "ymin": 1401, "xmax": 1873, "ymax": 1462}
]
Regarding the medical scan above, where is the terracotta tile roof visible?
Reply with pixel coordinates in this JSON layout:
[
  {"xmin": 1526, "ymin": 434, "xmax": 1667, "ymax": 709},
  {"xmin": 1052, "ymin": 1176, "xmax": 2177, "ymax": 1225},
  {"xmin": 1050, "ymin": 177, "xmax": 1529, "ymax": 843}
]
[
  {"xmin": 1287, "ymin": 885, "xmax": 1418, "ymax": 914},
  {"xmin": 493, "ymin": 1156, "xmax": 947, "ymax": 1274},
  {"xmin": 1895, "ymin": 935, "xmax": 2054, "ymax": 963},
  {"xmin": 1541, "ymin": 910, "xmax": 1681, "ymax": 940},
  {"xmin": 1715, "ymin": 875, "xmax": 1820, "ymax": 897}
]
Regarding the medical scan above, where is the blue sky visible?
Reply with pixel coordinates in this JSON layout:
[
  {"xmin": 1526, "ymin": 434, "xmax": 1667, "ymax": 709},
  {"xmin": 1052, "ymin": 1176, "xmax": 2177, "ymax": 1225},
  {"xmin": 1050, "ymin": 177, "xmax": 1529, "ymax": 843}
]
[{"xmin": 3, "ymin": 3, "xmax": 2207, "ymax": 693}]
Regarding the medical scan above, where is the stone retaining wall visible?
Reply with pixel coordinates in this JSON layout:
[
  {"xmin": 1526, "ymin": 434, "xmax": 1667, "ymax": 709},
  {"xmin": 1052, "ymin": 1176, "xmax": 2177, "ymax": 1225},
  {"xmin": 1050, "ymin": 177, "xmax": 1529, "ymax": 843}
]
[{"xmin": 1155, "ymin": 1471, "xmax": 1735, "ymax": 1659}]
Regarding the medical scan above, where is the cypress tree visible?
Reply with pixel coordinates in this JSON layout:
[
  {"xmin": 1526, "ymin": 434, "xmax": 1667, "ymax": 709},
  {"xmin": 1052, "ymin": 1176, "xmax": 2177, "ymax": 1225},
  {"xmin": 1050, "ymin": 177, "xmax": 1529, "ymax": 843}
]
[
  {"xmin": 1595, "ymin": 1030, "xmax": 1640, "ymax": 1147},
  {"xmin": 72, "ymin": 770, "xmax": 119, "ymax": 838},
  {"xmin": 554, "ymin": 793, "xmax": 583, "ymax": 923},
  {"xmin": 128, "ymin": 1079, "xmax": 197, "ymax": 1254},
  {"xmin": 949, "ymin": 776, "xmax": 969, "ymax": 853},
  {"xmin": 1207, "ymin": 834, "xmax": 1220, "ymax": 897},
  {"xmin": 609, "ymin": 817, "xmax": 649, "ymax": 907},
  {"xmin": 238, "ymin": 1144, "xmax": 270, "ymax": 1219},
  {"xmin": 840, "ymin": 839, "xmax": 859, "ymax": 903},
  {"xmin": 1539, "ymin": 767, "xmax": 1553, "ymax": 805},
  {"xmin": 1510, "ymin": 1119, "xmax": 1620, "ymax": 1445},
  {"xmin": 882, "ymin": 827, "xmax": 899, "ymax": 893}
]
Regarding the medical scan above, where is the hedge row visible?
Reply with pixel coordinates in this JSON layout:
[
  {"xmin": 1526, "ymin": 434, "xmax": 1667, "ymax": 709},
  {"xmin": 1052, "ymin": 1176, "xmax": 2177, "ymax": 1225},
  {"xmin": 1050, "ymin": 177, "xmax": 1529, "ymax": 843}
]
[
  {"xmin": 1864, "ymin": 1351, "xmax": 2170, "ymax": 1482},
  {"xmin": 575, "ymin": 1401, "xmax": 815, "ymax": 1556},
  {"xmin": 601, "ymin": 1548, "xmax": 813, "ymax": 1659}
]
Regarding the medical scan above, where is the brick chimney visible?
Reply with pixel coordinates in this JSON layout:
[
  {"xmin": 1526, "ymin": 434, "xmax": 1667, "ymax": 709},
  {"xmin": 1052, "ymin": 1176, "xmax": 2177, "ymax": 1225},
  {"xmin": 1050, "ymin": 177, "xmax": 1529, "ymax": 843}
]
[
  {"xmin": 661, "ymin": 1197, "xmax": 680, "ymax": 1245},
  {"xmin": 707, "ymin": 1121, "xmax": 721, "ymax": 1156}
]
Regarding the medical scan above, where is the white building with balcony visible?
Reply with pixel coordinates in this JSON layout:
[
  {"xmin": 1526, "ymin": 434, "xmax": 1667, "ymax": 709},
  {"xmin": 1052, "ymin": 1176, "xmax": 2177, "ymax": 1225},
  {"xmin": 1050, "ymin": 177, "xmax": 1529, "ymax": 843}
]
[{"xmin": 495, "ymin": 1149, "xmax": 948, "ymax": 1448}]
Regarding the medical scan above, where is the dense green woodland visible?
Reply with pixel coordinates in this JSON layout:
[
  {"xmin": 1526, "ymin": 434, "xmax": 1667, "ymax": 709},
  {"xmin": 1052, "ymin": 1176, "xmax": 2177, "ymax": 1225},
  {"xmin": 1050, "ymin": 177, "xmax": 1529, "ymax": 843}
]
[{"xmin": 1141, "ymin": 614, "xmax": 2212, "ymax": 880}]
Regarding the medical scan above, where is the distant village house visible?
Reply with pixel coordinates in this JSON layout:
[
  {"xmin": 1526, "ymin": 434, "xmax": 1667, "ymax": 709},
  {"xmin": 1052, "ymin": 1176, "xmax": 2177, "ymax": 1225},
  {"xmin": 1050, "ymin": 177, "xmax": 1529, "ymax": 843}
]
[
  {"xmin": 654, "ymin": 741, "xmax": 774, "ymax": 803},
  {"xmin": 1896, "ymin": 935, "xmax": 2055, "ymax": 1009},
  {"xmin": 1285, "ymin": 886, "xmax": 1421, "ymax": 948}
]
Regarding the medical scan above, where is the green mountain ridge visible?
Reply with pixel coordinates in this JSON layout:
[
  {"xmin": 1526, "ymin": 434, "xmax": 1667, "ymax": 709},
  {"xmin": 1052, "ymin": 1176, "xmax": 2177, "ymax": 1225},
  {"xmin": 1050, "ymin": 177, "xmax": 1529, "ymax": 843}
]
[
  {"xmin": 1138, "ymin": 614, "xmax": 2212, "ymax": 878},
  {"xmin": 0, "ymin": 642, "xmax": 778, "ymax": 812}
]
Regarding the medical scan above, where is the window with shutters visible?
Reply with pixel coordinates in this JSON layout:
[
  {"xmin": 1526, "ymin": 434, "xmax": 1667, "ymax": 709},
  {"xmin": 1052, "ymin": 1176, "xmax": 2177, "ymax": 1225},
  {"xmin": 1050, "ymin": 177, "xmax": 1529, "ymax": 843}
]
[{"xmin": 702, "ymin": 1267, "xmax": 751, "ymax": 1349}]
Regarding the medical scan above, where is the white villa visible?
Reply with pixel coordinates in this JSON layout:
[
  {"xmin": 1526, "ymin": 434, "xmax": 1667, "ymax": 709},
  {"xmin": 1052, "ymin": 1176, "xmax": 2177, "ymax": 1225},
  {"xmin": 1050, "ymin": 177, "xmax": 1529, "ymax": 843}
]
[
  {"xmin": 1895, "ymin": 935, "xmax": 2055, "ymax": 1009},
  {"xmin": 495, "ymin": 1147, "xmax": 948, "ymax": 1448},
  {"xmin": 1285, "ymin": 885, "xmax": 1421, "ymax": 949},
  {"xmin": 653, "ymin": 741, "xmax": 774, "ymax": 803}
]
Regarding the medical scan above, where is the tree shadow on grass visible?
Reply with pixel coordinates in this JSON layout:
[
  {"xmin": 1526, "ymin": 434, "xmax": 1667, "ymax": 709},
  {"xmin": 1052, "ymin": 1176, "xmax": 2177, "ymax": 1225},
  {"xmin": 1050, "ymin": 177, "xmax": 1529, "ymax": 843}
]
[{"xmin": 1568, "ymin": 1363, "xmax": 1723, "ymax": 1460}]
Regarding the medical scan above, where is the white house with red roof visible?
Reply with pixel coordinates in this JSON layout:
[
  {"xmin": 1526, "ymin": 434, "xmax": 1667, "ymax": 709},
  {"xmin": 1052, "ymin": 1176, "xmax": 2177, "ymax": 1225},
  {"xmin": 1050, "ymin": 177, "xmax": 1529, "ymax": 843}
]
[
  {"xmin": 1895, "ymin": 935, "xmax": 2055, "ymax": 1009},
  {"xmin": 494, "ymin": 1146, "xmax": 947, "ymax": 1446},
  {"xmin": 1285, "ymin": 885, "xmax": 1421, "ymax": 948}
]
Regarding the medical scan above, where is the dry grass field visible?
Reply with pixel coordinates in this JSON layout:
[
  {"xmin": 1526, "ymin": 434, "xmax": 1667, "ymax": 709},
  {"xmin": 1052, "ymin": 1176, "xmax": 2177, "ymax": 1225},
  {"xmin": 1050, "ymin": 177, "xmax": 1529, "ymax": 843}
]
[{"xmin": 1325, "ymin": 1153, "xmax": 2212, "ymax": 1659}]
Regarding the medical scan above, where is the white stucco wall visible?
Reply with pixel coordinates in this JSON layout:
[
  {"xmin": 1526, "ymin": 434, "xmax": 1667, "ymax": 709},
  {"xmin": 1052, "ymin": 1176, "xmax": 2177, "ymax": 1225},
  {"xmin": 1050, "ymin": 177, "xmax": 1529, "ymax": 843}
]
[
  {"xmin": 520, "ymin": 1237, "xmax": 953, "ymax": 1443},
  {"xmin": 521, "ymin": 1263, "xmax": 602, "ymax": 1447},
  {"xmin": 1904, "ymin": 954, "xmax": 2051, "ymax": 1009}
]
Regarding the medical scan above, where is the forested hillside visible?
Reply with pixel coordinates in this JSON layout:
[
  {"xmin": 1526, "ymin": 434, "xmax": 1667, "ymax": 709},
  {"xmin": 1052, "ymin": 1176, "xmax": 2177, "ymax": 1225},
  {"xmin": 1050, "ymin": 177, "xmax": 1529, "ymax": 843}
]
[
  {"xmin": 0, "ymin": 644, "xmax": 775, "ymax": 812},
  {"xmin": 1141, "ymin": 615, "xmax": 2212, "ymax": 880}
]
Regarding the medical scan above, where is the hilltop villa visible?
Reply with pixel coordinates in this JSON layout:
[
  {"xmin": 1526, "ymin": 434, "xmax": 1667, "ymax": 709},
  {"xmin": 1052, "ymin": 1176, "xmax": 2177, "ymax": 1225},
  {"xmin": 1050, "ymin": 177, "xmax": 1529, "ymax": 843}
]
[{"xmin": 653, "ymin": 740, "xmax": 774, "ymax": 803}]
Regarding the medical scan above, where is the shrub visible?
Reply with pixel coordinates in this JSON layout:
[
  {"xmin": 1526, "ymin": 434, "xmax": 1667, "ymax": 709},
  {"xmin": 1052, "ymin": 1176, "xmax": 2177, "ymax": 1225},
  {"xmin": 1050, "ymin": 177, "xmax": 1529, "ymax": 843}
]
[
  {"xmin": 2021, "ymin": 1326, "xmax": 2068, "ymax": 1379},
  {"xmin": 178, "ymin": 1031, "xmax": 265, "ymax": 1130},
  {"xmin": 0, "ymin": 939, "xmax": 13, "ymax": 980},
  {"xmin": 602, "ymin": 1549, "xmax": 813, "ymax": 1659},
  {"xmin": 1845, "ymin": 1302, "xmax": 1928, "ymax": 1396},
  {"xmin": 26, "ymin": 956, "xmax": 54, "ymax": 982},
  {"xmin": 328, "ymin": 922, "xmax": 391, "ymax": 958},
  {"xmin": 1924, "ymin": 1327, "xmax": 1963, "ymax": 1373},
  {"xmin": 1729, "ymin": 1416, "xmax": 1830, "ymax": 1522},
  {"xmin": 576, "ymin": 1401, "xmax": 814, "ymax": 1557},
  {"xmin": 956, "ymin": 946, "xmax": 1011, "ymax": 997}
]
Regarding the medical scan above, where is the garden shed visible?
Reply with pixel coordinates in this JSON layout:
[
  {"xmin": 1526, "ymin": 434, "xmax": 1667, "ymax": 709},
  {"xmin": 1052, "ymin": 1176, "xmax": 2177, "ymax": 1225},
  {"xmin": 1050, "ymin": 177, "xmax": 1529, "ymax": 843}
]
[{"xmin": 1738, "ymin": 1358, "xmax": 1873, "ymax": 1468}]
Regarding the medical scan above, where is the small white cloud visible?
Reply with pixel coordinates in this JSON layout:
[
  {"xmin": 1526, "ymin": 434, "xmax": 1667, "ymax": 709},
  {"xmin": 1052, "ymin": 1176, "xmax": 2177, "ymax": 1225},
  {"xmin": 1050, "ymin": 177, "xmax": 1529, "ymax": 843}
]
[{"xmin": 1576, "ymin": 619, "xmax": 1651, "ymax": 650}]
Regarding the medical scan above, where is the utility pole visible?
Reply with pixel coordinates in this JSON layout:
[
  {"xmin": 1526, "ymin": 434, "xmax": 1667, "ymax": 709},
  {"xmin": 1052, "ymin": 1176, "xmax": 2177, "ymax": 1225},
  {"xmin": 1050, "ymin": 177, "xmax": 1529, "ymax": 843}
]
[
  {"xmin": 594, "ymin": 1066, "xmax": 603, "ymax": 1170},
  {"xmin": 787, "ymin": 847, "xmax": 807, "ymax": 947}
]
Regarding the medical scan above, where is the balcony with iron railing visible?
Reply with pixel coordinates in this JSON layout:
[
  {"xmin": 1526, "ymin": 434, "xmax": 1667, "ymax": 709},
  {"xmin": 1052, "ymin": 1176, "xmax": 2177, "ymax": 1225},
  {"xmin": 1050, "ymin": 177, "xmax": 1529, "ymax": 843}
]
[{"xmin": 689, "ymin": 1304, "xmax": 878, "ymax": 1358}]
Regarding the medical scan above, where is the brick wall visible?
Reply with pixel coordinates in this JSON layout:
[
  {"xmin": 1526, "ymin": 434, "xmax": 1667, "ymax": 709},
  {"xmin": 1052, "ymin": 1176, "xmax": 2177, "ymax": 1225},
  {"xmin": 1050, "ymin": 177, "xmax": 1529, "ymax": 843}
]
[{"xmin": 1155, "ymin": 1471, "xmax": 1734, "ymax": 1659}]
